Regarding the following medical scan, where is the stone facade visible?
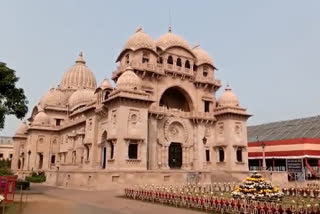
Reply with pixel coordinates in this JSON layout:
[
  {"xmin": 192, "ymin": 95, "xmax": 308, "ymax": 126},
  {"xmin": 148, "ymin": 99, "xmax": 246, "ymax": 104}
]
[{"xmin": 12, "ymin": 27, "xmax": 251, "ymax": 187}]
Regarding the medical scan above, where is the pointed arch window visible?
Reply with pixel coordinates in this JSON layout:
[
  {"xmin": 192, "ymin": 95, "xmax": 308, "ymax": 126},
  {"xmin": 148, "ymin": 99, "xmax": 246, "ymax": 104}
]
[
  {"xmin": 142, "ymin": 51, "xmax": 150, "ymax": 63},
  {"xmin": 167, "ymin": 56, "xmax": 173, "ymax": 65},
  {"xmin": 185, "ymin": 60, "xmax": 190, "ymax": 69},
  {"xmin": 176, "ymin": 58, "xmax": 182, "ymax": 67}
]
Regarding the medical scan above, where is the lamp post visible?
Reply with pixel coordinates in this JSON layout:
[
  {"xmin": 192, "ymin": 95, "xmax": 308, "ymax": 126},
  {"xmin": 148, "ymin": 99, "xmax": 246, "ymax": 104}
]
[
  {"xmin": 27, "ymin": 150, "xmax": 31, "ymax": 171},
  {"xmin": 257, "ymin": 136, "xmax": 266, "ymax": 171}
]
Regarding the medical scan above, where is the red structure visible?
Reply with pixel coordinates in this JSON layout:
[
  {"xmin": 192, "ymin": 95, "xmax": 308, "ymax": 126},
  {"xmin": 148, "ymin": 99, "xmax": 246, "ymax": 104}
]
[
  {"xmin": 0, "ymin": 176, "xmax": 16, "ymax": 202},
  {"xmin": 247, "ymin": 116, "xmax": 320, "ymax": 181}
]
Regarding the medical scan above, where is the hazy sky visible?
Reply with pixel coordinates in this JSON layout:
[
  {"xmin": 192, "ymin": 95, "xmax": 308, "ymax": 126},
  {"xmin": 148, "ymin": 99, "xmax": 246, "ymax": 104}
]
[{"xmin": 1, "ymin": 0, "xmax": 320, "ymax": 136}]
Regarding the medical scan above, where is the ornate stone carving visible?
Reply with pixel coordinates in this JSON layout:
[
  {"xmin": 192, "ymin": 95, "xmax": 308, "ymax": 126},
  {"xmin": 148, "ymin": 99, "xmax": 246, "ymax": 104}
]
[
  {"xmin": 111, "ymin": 110, "xmax": 117, "ymax": 125},
  {"xmin": 205, "ymin": 126, "xmax": 211, "ymax": 137},
  {"xmin": 128, "ymin": 109, "xmax": 140, "ymax": 125},
  {"xmin": 234, "ymin": 122, "xmax": 242, "ymax": 135},
  {"xmin": 164, "ymin": 117, "xmax": 188, "ymax": 143}
]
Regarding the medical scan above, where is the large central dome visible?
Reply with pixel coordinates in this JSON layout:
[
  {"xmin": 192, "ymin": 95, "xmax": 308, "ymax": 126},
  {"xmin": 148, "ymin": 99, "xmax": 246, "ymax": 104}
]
[
  {"xmin": 156, "ymin": 28, "xmax": 191, "ymax": 52},
  {"xmin": 59, "ymin": 52, "xmax": 97, "ymax": 90}
]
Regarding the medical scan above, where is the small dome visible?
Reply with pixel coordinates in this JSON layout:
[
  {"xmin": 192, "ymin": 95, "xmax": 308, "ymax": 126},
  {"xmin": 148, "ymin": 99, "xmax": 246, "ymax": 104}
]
[
  {"xmin": 40, "ymin": 88, "xmax": 69, "ymax": 107},
  {"xmin": 68, "ymin": 89, "xmax": 95, "ymax": 110},
  {"xmin": 218, "ymin": 84, "xmax": 239, "ymax": 107},
  {"xmin": 33, "ymin": 110, "xmax": 51, "ymax": 126},
  {"xmin": 116, "ymin": 67, "xmax": 141, "ymax": 90},
  {"xmin": 123, "ymin": 27, "xmax": 155, "ymax": 52},
  {"xmin": 192, "ymin": 46, "xmax": 214, "ymax": 66},
  {"xmin": 100, "ymin": 78, "xmax": 113, "ymax": 89},
  {"xmin": 59, "ymin": 52, "xmax": 97, "ymax": 90},
  {"xmin": 156, "ymin": 29, "xmax": 191, "ymax": 51},
  {"xmin": 15, "ymin": 122, "xmax": 28, "ymax": 135}
]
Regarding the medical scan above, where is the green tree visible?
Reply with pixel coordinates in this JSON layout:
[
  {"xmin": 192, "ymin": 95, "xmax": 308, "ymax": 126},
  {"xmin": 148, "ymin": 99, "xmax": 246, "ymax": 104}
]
[{"xmin": 0, "ymin": 62, "xmax": 28, "ymax": 129}]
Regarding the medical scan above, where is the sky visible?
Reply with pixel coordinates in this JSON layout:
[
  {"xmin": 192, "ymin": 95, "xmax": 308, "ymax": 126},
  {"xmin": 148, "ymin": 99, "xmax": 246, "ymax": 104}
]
[{"xmin": 1, "ymin": 0, "xmax": 320, "ymax": 136}]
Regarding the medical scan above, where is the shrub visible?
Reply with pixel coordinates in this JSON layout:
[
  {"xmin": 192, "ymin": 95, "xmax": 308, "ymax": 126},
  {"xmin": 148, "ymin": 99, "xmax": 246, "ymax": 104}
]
[
  {"xmin": 25, "ymin": 171, "xmax": 46, "ymax": 183},
  {"xmin": 15, "ymin": 179, "xmax": 30, "ymax": 190},
  {"xmin": 0, "ymin": 168, "xmax": 13, "ymax": 176}
]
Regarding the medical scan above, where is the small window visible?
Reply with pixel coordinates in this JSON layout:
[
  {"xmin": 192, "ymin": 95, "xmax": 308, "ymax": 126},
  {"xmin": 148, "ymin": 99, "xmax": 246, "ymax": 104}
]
[
  {"xmin": 142, "ymin": 51, "xmax": 149, "ymax": 63},
  {"xmin": 203, "ymin": 66, "xmax": 208, "ymax": 77},
  {"xmin": 128, "ymin": 143, "xmax": 138, "ymax": 159},
  {"xmin": 56, "ymin": 119, "xmax": 61, "ymax": 126},
  {"xmin": 109, "ymin": 142, "xmax": 114, "ymax": 159},
  {"xmin": 0, "ymin": 154, "xmax": 3, "ymax": 158},
  {"xmin": 51, "ymin": 155, "xmax": 56, "ymax": 164},
  {"xmin": 185, "ymin": 60, "xmax": 190, "ymax": 69},
  {"xmin": 125, "ymin": 54, "xmax": 130, "ymax": 64},
  {"xmin": 9, "ymin": 154, "xmax": 13, "ymax": 159},
  {"xmin": 193, "ymin": 64, "xmax": 197, "ymax": 71},
  {"xmin": 176, "ymin": 58, "xmax": 182, "ymax": 67},
  {"xmin": 167, "ymin": 56, "xmax": 173, "ymax": 65},
  {"xmin": 219, "ymin": 148, "xmax": 224, "ymax": 162},
  {"xmin": 204, "ymin": 101, "xmax": 210, "ymax": 113},
  {"xmin": 85, "ymin": 145, "xmax": 90, "ymax": 161},
  {"xmin": 104, "ymin": 91, "xmax": 110, "ymax": 100},
  {"xmin": 237, "ymin": 148, "xmax": 243, "ymax": 162},
  {"xmin": 72, "ymin": 151, "xmax": 76, "ymax": 164},
  {"xmin": 206, "ymin": 149, "xmax": 210, "ymax": 162}
]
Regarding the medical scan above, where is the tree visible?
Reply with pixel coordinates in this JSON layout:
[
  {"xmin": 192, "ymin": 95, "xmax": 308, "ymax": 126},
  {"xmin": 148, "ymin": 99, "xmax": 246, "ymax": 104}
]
[{"xmin": 0, "ymin": 62, "xmax": 28, "ymax": 129}]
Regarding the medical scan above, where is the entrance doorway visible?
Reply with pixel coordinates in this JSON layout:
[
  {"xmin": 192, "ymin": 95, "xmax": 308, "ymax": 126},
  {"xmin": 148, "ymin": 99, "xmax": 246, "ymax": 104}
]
[{"xmin": 169, "ymin": 143, "xmax": 182, "ymax": 169}]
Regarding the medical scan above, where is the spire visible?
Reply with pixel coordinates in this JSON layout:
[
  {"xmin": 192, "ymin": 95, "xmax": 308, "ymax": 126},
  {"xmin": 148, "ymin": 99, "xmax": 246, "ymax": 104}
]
[
  {"xmin": 75, "ymin": 51, "xmax": 86, "ymax": 64},
  {"xmin": 168, "ymin": 26, "xmax": 172, "ymax": 33}
]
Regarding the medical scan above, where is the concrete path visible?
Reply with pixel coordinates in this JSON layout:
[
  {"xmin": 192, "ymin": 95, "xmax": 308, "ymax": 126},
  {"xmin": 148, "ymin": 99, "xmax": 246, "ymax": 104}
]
[{"xmin": 20, "ymin": 184, "xmax": 202, "ymax": 214}]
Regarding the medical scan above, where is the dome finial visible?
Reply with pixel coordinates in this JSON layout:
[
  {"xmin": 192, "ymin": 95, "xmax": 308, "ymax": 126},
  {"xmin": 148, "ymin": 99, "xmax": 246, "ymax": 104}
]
[
  {"xmin": 225, "ymin": 83, "xmax": 231, "ymax": 91},
  {"xmin": 136, "ymin": 26, "xmax": 143, "ymax": 33},
  {"xmin": 75, "ymin": 51, "xmax": 86, "ymax": 64},
  {"xmin": 168, "ymin": 26, "xmax": 172, "ymax": 33},
  {"xmin": 192, "ymin": 44, "xmax": 200, "ymax": 49}
]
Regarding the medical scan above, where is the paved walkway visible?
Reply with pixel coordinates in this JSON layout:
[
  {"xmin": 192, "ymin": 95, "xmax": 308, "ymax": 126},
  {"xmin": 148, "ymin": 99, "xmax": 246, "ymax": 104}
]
[{"xmin": 20, "ymin": 184, "xmax": 202, "ymax": 214}]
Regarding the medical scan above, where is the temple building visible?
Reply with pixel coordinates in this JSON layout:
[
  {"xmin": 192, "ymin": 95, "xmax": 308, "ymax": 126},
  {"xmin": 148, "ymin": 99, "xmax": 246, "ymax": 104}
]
[
  {"xmin": 248, "ymin": 116, "xmax": 320, "ymax": 181},
  {"xmin": 12, "ymin": 27, "xmax": 251, "ymax": 187}
]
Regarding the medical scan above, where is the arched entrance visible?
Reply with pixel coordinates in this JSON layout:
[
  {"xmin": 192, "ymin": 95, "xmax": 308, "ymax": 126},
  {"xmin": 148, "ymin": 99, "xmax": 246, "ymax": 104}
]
[
  {"xmin": 160, "ymin": 87, "xmax": 192, "ymax": 112},
  {"xmin": 168, "ymin": 143, "xmax": 182, "ymax": 169}
]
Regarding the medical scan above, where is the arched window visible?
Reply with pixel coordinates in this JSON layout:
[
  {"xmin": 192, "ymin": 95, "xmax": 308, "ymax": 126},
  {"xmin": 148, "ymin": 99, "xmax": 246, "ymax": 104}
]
[
  {"xmin": 104, "ymin": 91, "xmax": 110, "ymax": 100},
  {"xmin": 18, "ymin": 159, "xmax": 21, "ymax": 169},
  {"xmin": 157, "ymin": 57, "xmax": 163, "ymax": 64},
  {"xmin": 218, "ymin": 148, "xmax": 224, "ymax": 162},
  {"xmin": 101, "ymin": 131, "xmax": 107, "ymax": 144},
  {"xmin": 85, "ymin": 145, "xmax": 90, "ymax": 161},
  {"xmin": 160, "ymin": 87, "xmax": 192, "ymax": 112},
  {"xmin": 109, "ymin": 142, "xmax": 114, "ymax": 159},
  {"xmin": 142, "ymin": 51, "xmax": 149, "ymax": 63},
  {"xmin": 185, "ymin": 60, "xmax": 190, "ymax": 69},
  {"xmin": 51, "ymin": 155, "xmax": 56, "ymax": 164},
  {"xmin": 203, "ymin": 66, "xmax": 208, "ymax": 77},
  {"xmin": 193, "ymin": 64, "xmax": 197, "ymax": 71},
  {"xmin": 176, "ymin": 58, "xmax": 182, "ymax": 67},
  {"xmin": 236, "ymin": 148, "xmax": 243, "ymax": 162},
  {"xmin": 167, "ymin": 56, "xmax": 173, "ymax": 65},
  {"xmin": 125, "ymin": 54, "xmax": 130, "ymax": 64},
  {"xmin": 38, "ymin": 153, "xmax": 43, "ymax": 169}
]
